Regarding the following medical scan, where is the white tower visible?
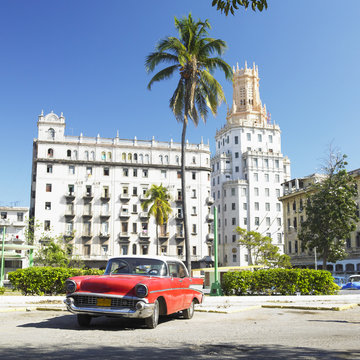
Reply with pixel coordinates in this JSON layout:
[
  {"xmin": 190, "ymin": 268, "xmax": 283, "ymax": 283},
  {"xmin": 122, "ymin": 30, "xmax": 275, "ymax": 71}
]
[{"xmin": 211, "ymin": 62, "xmax": 291, "ymax": 266}]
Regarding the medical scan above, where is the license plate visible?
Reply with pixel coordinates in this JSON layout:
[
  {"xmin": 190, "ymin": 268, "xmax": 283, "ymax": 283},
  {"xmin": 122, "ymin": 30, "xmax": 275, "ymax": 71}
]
[{"xmin": 97, "ymin": 298, "xmax": 111, "ymax": 307}]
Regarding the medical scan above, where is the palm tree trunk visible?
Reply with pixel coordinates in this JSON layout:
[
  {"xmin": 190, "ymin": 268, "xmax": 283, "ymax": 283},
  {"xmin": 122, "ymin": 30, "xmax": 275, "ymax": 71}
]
[
  {"xmin": 181, "ymin": 119, "xmax": 191, "ymax": 273},
  {"xmin": 156, "ymin": 225, "xmax": 159, "ymax": 256}
]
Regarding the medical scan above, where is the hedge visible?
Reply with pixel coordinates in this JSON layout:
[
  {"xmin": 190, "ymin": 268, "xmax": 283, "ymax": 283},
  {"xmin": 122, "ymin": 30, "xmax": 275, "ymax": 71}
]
[
  {"xmin": 222, "ymin": 269, "xmax": 340, "ymax": 296},
  {"xmin": 8, "ymin": 267, "xmax": 104, "ymax": 295}
]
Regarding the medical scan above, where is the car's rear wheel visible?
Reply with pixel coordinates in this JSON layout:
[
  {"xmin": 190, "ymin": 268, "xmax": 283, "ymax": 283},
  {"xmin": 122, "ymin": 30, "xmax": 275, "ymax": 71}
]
[
  {"xmin": 182, "ymin": 299, "xmax": 195, "ymax": 319},
  {"xmin": 77, "ymin": 314, "xmax": 92, "ymax": 327},
  {"xmin": 145, "ymin": 299, "xmax": 159, "ymax": 329}
]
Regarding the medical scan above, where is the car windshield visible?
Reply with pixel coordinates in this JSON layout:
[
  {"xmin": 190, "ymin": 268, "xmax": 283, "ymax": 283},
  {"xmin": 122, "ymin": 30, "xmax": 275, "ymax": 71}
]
[
  {"xmin": 104, "ymin": 257, "xmax": 168, "ymax": 277},
  {"xmin": 350, "ymin": 276, "xmax": 360, "ymax": 283}
]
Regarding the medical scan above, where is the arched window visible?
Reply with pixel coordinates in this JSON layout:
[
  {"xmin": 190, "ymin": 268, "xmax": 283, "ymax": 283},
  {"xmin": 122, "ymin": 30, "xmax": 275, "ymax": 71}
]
[
  {"xmin": 192, "ymin": 156, "xmax": 196, "ymax": 164},
  {"xmin": 165, "ymin": 155, "xmax": 169, "ymax": 164},
  {"xmin": 67, "ymin": 150, "xmax": 72, "ymax": 158},
  {"xmin": 74, "ymin": 150, "xmax": 78, "ymax": 160},
  {"xmin": 48, "ymin": 128, "xmax": 55, "ymax": 140},
  {"xmin": 159, "ymin": 155, "xmax": 163, "ymax": 164},
  {"xmin": 128, "ymin": 153, "xmax": 132, "ymax": 162},
  {"xmin": 132, "ymin": 243, "xmax": 137, "ymax": 255},
  {"xmin": 122, "ymin": 152, "xmax": 126, "ymax": 161},
  {"xmin": 345, "ymin": 263, "xmax": 355, "ymax": 272},
  {"xmin": 101, "ymin": 152, "xmax": 106, "ymax": 161},
  {"xmin": 175, "ymin": 155, "xmax": 179, "ymax": 165},
  {"xmin": 335, "ymin": 264, "xmax": 343, "ymax": 272},
  {"xmin": 85, "ymin": 151, "xmax": 89, "ymax": 161},
  {"xmin": 145, "ymin": 154, "xmax": 149, "ymax": 164},
  {"xmin": 47, "ymin": 148, "xmax": 54, "ymax": 158},
  {"xmin": 91, "ymin": 151, "xmax": 95, "ymax": 160},
  {"xmin": 134, "ymin": 153, "xmax": 138, "ymax": 162},
  {"xmin": 108, "ymin": 152, "xmax": 112, "ymax": 160},
  {"xmin": 139, "ymin": 154, "xmax": 143, "ymax": 163}
]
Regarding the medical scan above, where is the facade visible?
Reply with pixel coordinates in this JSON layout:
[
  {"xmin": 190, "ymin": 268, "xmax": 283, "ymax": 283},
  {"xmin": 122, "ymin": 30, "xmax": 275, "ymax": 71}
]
[
  {"xmin": 279, "ymin": 170, "xmax": 360, "ymax": 275},
  {"xmin": 211, "ymin": 62, "xmax": 291, "ymax": 266},
  {"xmin": 30, "ymin": 111, "xmax": 214, "ymax": 268},
  {"xmin": 0, "ymin": 206, "xmax": 29, "ymax": 278}
]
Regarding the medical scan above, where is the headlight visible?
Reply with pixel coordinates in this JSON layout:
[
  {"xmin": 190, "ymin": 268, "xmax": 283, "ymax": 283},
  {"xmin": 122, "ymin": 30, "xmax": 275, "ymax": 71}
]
[
  {"xmin": 135, "ymin": 283, "xmax": 148, "ymax": 298},
  {"xmin": 65, "ymin": 280, "xmax": 77, "ymax": 293}
]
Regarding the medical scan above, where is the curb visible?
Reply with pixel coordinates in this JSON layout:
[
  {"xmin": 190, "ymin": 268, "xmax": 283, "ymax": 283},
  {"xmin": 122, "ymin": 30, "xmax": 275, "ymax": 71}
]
[
  {"xmin": 196, "ymin": 305, "xmax": 261, "ymax": 314},
  {"xmin": 261, "ymin": 303, "xmax": 359, "ymax": 311}
]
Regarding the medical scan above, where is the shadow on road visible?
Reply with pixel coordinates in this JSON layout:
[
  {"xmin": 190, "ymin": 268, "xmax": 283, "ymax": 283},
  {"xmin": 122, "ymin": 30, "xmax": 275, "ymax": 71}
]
[
  {"xmin": 1, "ymin": 343, "xmax": 359, "ymax": 359},
  {"xmin": 17, "ymin": 312, "xmax": 180, "ymax": 331}
]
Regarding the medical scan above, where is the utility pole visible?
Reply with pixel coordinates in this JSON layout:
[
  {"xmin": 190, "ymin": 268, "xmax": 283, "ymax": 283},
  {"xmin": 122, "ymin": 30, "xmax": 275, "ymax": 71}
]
[{"xmin": 210, "ymin": 206, "xmax": 223, "ymax": 296}]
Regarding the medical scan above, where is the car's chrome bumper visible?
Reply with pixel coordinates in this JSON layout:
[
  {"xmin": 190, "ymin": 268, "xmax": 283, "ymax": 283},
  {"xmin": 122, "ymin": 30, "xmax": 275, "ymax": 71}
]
[{"xmin": 64, "ymin": 297, "xmax": 154, "ymax": 318}]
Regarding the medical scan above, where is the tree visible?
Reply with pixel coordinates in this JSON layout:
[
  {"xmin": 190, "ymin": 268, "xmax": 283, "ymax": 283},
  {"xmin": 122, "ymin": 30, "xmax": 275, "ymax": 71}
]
[
  {"xmin": 298, "ymin": 153, "xmax": 359, "ymax": 269},
  {"xmin": 211, "ymin": 0, "xmax": 268, "ymax": 16},
  {"xmin": 236, "ymin": 227, "xmax": 291, "ymax": 268},
  {"xmin": 141, "ymin": 184, "xmax": 172, "ymax": 256},
  {"xmin": 34, "ymin": 237, "xmax": 70, "ymax": 267},
  {"xmin": 146, "ymin": 14, "xmax": 232, "ymax": 272}
]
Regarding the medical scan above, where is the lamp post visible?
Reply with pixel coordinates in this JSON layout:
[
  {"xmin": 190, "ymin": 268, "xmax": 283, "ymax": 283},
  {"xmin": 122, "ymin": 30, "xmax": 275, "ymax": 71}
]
[
  {"xmin": 210, "ymin": 205, "xmax": 222, "ymax": 296},
  {"xmin": 0, "ymin": 225, "xmax": 6, "ymax": 287}
]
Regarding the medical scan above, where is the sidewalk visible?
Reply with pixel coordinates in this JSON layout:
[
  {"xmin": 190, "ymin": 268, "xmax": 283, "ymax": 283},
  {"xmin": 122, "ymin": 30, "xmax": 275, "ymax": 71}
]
[{"xmin": 1, "ymin": 293, "xmax": 359, "ymax": 313}]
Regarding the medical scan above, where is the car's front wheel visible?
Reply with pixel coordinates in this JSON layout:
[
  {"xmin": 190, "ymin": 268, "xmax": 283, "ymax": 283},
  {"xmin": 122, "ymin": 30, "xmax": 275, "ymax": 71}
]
[
  {"xmin": 145, "ymin": 299, "xmax": 159, "ymax": 329},
  {"xmin": 77, "ymin": 314, "xmax": 92, "ymax": 327},
  {"xmin": 182, "ymin": 299, "xmax": 195, "ymax": 319}
]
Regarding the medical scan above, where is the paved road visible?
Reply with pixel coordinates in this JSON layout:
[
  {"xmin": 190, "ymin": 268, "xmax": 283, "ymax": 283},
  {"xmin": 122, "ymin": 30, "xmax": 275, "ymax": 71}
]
[{"xmin": 0, "ymin": 306, "xmax": 359, "ymax": 359}]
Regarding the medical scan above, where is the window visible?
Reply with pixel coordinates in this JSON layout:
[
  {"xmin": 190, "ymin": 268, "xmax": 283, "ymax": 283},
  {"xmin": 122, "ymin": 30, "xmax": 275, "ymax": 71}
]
[
  {"xmin": 67, "ymin": 149, "xmax": 71, "ymax": 158},
  {"xmin": 176, "ymin": 155, "xmax": 180, "ymax": 164},
  {"xmin": 86, "ymin": 185, "xmax": 92, "ymax": 196},
  {"xmin": 69, "ymin": 166, "xmax": 75, "ymax": 175},
  {"xmin": 255, "ymin": 202, "xmax": 259, "ymax": 211},
  {"xmin": 234, "ymin": 136, "xmax": 238, "ymax": 144},
  {"xmin": 258, "ymin": 134, "xmax": 262, "ymax": 142},
  {"xmin": 68, "ymin": 184, "xmax": 74, "ymax": 195},
  {"xmin": 177, "ymin": 171, "xmax": 181, "ymax": 179},
  {"xmin": 243, "ymin": 217, "xmax": 247, "ymax": 225},
  {"xmin": 123, "ymin": 168, "xmax": 129, "ymax": 177},
  {"xmin": 232, "ymin": 234, "xmax": 236, "ymax": 242},
  {"xmin": 192, "ymin": 246, "xmax": 197, "ymax": 256},
  {"xmin": 265, "ymin": 173, "xmax": 269, "ymax": 182},
  {"xmin": 246, "ymin": 133, "xmax": 251, "ymax": 141},
  {"xmin": 277, "ymin": 233, "xmax": 282, "ymax": 244},
  {"xmin": 85, "ymin": 151, "xmax": 89, "ymax": 161},
  {"xmin": 192, "ymin": 172, "xmax": 196, "ymax": 180},
  {"xmin": 255, "ymin": 217, "xmax": 259, "ymax": 226},
  {"xmin": 235, "ymin": 152, "xmax": 239, "ymax": 158},
  {"xmin": 231, "ymin": 203, "xmax": 236, "ymax": 210},
  {"xmin": 192, "ymin": 224, "xmax": 197, "ymax": 234},
  {"xmin": 235, "ymin": 166, "xmax": 239, "ymax": 172},
  {"xmin": 242, "ymin": 188, "xmax": 246, "ymax": 196},
  {"xmin": 86, "ymin": 167, "xmax": 92, "ymax": 175},
  {"xmin": 266, "ymin": 217, "xmax": 270, "ymax": 226},
  {"xmin": 276, "ymin": 203, "xmax": 281, "ymax": 211},
  {"xmin": 265, "ymin": 203, "xmax": 270, "ymax": 211},
  {"xmin": 84, "ymin": 245, "xmax": 91, "ymax": 256},
  {"xmin": 161, "ymin": 170, "xmax": 167, "ymax": 179},
  {"xmin": 16, "ymin": 212, "xmax": 23, "ymax": 222},
  {"xmin": 192, "ymin": 156, "xmax": 196, "ymax": 164},
  {"xmin": 253, "ymin": 158, "xmax": 258, "ymax": 167},
  {"xmin": 132, "ymin": 244, "xmax": 137, "ymax": 255},
  {"xmin": 192, "ymin": 189, "xmax": 196, "ymax": 198},
  {"xmin": 276, "ymin": 189, "xmax": 280, "ymax": 197},
  {"xmin": 121, "ymin": 245, "xmax": 128, "ymax": 255},
  {"xmin": 132, "ymin": 187, "xmax": 138, "ymax": 196},
  {"xmin": 142, "ymin": 169, "xmax": 148, "ymax": 178},
  {"xmin": 1, "ymin": 212, "xmax": 7, "ymax": 220},
  {"xmin": 46, "ymin": 184, "xmax": 52, "ymax": 192},
  {"xmin": 192, "ymin": 206, "xmax": 197, "ymax": 215},
  {"xmin": 232, "ymin": 218, "xmax": 236, "ymax": 225},
  {"xmin": 265, "ymin": 188, "xmax": 270, "ymax": 197},
  {"xmin": 132, "ymin": 204, "xmax": 138, "ymax": 213},
  {"xmin": 177, "ymin": 246, "xmax": 183, "ymax": 256},
  {"xmin": 264, "ymin": 159, "xmax": 269, "ymax": 168},
  {"xmin": 243, "ymin": 203, "xmax": 247, "ymax": 210},
  {"xmin": 45, "ymin": 202, "xmax": 51, "ymax": 210},
  {"xmin": 103, "ymin": 167, "xmax": 109, "ymax": 176},
  {"xmin": 47, "ymin": 148, "xmax": 54, "ymax": 157},
  {"xmin": 231, "ymin": 188, "xmax": 236, "ymax": 196},
  {"xmin": 275, "ymin": 160, "xmax": 279, "ymax": 168},
  {"xmin": 275, "ymin": 174, "xmax": 280, "ymax": 182},
  {"xmin": 269, "ymin": 135, "xmax": 273, "ymax": 143},
  {"xmin": 254, "ymin": 187, "xmax": 259, "ymax": 196},
  {"xmin": 254, "ymin": 173, "xmax": 258, "ymax": 181},
  {"xmin": 47, "ymin": 165, "xmax": 53, "ymax": 174},
  {"xmin": 277, "ymin": 218, "xmax": 281, "ymax": 226},
  {"xmin": 44, "ymin": 220, "xmax": 51, "ymax": 231},
  {"xmin": 232, "ymin": 254, "xmax": 237, "ymax": 262},
  {"xmin": 132, "ymin": 223, "xmax": 137, "ymax": 233},
  {"xmin": 48, "ymin": 128, "xmax": 55, "ymax": 139},
  {"xmin": 133, "ymin": 169, "xmax": 138, "ymax": 177},
  {"xmin": 128, "ymin": 153, "xmax": 132, "ymax": 162}
]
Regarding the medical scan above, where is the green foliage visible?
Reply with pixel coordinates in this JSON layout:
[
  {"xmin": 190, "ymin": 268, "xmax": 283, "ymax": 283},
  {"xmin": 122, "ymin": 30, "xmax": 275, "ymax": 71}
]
[
  {"xmin": 222, "ymin": 269, "xmax": 339, "ymax": 296},
  {"xmin": 0, "ymin": 287, "xmax": 5, "ymax": 295},
  {"xmin": 211, "ymin": 0, "xmax": 268, "ymax": 16},
  {"xmin": 298, "ymin": 153, "xmax": 358, "ymax": 268},
  {"xmin": 236, "ymin": 227, "xmax": 292, "ymax": 268},
  {"xmin": 34, "ymin": 239, "xmax": 71, "ymax": 267},
  {"xmin": 8, "ymin": 267, "xmax": 104, "ymax": 295}
]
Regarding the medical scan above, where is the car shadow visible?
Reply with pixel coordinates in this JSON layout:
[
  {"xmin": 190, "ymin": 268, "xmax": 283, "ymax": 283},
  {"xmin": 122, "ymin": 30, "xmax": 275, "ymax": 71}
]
[{"xmin": 18, "ymin": 312, "xmax": 182, "ymax": 331}]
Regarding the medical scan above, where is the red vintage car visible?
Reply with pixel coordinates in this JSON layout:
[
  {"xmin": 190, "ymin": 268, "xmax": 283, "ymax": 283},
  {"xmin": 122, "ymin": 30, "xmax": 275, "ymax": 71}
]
[{"xmin": 64, "ymin": 256, "xmax": 204, "ymax": 328}]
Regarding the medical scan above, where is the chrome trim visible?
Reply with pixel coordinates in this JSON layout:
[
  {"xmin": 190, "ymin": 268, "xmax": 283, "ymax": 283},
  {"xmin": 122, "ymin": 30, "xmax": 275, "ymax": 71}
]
[
  {"xmin": 64, "ymin": 297, "xmax": 154, "ymax": 319},
  {"xmin": 66, "ymin": 292, "xmax": 149, "ymax": 303},
  {"xmin": 149, "ymin": 287, "xmax": 204, "ymax": 294}
]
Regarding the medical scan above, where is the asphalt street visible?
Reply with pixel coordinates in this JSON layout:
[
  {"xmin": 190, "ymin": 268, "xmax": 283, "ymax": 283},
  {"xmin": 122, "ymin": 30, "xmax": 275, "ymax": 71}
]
[{"xmin": 0, "ymin": 304, "xmax": 359, "ymax": 359}]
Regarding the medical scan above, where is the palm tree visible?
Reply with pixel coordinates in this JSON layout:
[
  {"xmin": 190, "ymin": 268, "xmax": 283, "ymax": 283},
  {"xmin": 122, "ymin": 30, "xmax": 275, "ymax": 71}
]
[
  {"xmin": 146, "ymin": 14, "xmax": 232, "ymax": 272},
  {"xmin": 141, "ymin": 184, "xmax": 172, "ymax": 256}
]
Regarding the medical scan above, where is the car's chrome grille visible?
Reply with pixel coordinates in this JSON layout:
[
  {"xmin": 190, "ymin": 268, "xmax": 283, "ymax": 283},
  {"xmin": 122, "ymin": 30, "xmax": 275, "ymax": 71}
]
[{"xmin": 73, "ymin": 295, "xmax": 137, "ymax": 309}]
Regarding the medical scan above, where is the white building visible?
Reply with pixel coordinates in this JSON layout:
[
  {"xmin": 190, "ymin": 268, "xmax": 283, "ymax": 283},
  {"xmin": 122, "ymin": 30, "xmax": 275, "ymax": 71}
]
[
  {"xmin": 211, "ymin": 62, "xmax": 291, "ymax": 266},
  {"xmin": 30, "ymin": 111, "xmax": 214, "ymax": 268},
  {"xmin": 0, "ymin": 206, "xmax": 29, "ymax": 278}
]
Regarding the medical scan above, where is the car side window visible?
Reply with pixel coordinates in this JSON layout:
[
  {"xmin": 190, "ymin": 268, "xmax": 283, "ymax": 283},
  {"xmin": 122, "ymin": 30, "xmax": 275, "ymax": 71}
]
[
  {"xmin": 178, "ymin": 263, "xmax": 187, "ymax": 278},
  {"xmin": 168, "ymin": 263, "xmax": 179, "ymax": 278}
]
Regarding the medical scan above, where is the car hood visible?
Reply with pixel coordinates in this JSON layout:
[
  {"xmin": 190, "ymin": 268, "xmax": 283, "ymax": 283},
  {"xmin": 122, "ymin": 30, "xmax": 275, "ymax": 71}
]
[{"xmin": 76, "ymin": 275, "xmax": 151, "ymax": 295}]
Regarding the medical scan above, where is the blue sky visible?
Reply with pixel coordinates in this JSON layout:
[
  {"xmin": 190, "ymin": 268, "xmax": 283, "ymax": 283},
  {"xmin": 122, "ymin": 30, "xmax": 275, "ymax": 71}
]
[{"xmin": 1, "ymin": 0, "xmax": 359, "ymax": 207}]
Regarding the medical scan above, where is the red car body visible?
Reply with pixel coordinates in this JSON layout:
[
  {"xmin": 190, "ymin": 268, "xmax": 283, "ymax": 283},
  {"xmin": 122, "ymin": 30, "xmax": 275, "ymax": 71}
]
[{"xmin": 64, "ymin": 256, "xmax": 204, "ymax": 328}]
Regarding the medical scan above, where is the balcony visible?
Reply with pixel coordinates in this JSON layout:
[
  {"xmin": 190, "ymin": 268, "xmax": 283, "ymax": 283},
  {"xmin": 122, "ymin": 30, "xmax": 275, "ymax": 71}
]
[
  {"xmin": 206, "ymin": 213, "xmax": 214, "ymax": 222},
  {"xmin": 101, "ymin": 193, "xmax": 111, "ymax": 202},
  {"xmin": 83, "ymin": 193, "xmax": 93, "ymax": 201},
  {"xmin": 119, "ymin": 211, "xmax": 130, "ymax": 218},
  {"xmin": 82, "ymin": 212, "xmax": 93, "ymax": 219},
  {"xmin": 159, "ymin": 232, "xmax": 169, "ymax": 239},
  {"xmin": 139, "ymin": 230, "xmax": 150, "ymax": 238},
  {"xmin": 139, "ymin": 212, "xmax": 149, "ymax": 219},
  {"xmin": 100, "ymin": 212, "xmax": 111, "ymax": 219},
  {"xmin": 81, "ymin": 233, "xmax": 92, "ymax": 239},
  {"xmin": 119, "ymin": 232, "xmax": 130, "ymax": 238},
  {"xmin": 206, "ymin": 196, "xmax": 215, "ymax": 205},
  {"xmin": 175, "ymin": 232, "xmax": 184, "ymax": 240},
  {"xmin": 65, "ymin": 210, "xmax": 75, "ymax": 218},
  {"xmin": 119, "ymin": 193, "xmax": 130, "ymax": 201},
  {"xmin": 139, "ymin": 194, "xmax": 149, "ymax": 201},
  {"xmin": 99, "ymin": 232, "xmax": 110, "ymax": 240},
  {"xmin": 206, "ymin": 233, "xmax": 214, "ymax": 242},
  {"xmin": 175, "ymin": 213, "xmax": 183, "ymax": 220},
  {"xmin": 175, "ymin": 197, "xmax": 183, "ymax": 203},
  {"xmin": 65, "ymin": 192, "xmax": 75, "ymax": 201}
]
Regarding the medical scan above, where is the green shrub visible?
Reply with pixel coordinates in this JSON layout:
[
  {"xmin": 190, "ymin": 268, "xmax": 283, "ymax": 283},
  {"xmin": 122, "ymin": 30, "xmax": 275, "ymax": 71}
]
[
  {"xmin": 222, "ymin": 269, "xmax": 339, "ymax": 296},
  {"xmin": 8, "ymin": 267, "xmax": 104, "ymax": 296},
  {"xmin": 0, "ymin": 286, "xmax": 5, "ymax": 295}
]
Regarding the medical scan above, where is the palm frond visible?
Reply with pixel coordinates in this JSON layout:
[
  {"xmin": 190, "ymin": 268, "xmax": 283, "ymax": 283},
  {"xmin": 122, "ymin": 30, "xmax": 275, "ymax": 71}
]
[
  {"xmin": 145, "ymin": 52, "xmax": 179, "ymax": 73},
  {"xmin": 147, "ymin": 65, "xmax": 179, "ymax": 90},
  {"xmin": 170, "ymin": 79, "xmax": 185, "ymax": 122}
]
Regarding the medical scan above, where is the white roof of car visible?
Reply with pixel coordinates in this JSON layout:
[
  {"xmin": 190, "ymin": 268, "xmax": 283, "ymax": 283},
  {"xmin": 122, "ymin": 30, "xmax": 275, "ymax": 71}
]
[{"xmin": 108, "ymin": 255, "xmax": 185, "ymax": 263}]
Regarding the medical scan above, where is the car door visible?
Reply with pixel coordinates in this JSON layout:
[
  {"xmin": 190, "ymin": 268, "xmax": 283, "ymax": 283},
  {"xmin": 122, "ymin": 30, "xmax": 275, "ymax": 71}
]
[
  {"xmin": 167, "ymin": 261, "xmax": 184, "ymax": 313},
  {"xmin": 177, "ymin": 262, "xmax": 192, "ymax": 310}
]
